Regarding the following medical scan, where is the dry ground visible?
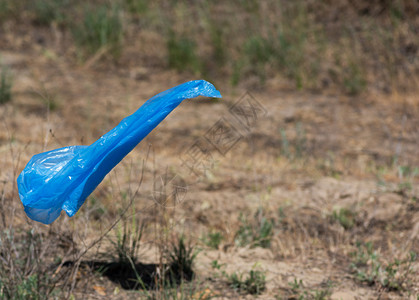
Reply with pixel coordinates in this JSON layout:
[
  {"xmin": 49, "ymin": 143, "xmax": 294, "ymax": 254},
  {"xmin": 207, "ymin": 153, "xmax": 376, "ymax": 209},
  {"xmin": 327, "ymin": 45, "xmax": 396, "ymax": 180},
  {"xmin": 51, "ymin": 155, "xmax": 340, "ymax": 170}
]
[{"xmin": 0, "ymin": 20, "xmax": 418, "ymax": 300}]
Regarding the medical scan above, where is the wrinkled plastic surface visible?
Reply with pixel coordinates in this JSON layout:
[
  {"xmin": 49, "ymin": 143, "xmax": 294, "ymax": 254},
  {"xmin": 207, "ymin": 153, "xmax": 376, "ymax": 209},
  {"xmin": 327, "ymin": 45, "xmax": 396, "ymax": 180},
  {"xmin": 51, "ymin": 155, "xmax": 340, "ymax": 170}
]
[{"xmin": 17, "ymin": 80, "xmax": 221, "ymax": 224}]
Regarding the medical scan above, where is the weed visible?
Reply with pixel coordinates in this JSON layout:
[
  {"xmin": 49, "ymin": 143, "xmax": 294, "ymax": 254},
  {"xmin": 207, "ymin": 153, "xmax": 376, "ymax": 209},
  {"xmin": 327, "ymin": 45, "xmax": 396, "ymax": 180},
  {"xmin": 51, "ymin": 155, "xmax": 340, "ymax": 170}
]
[
  {"xmin": 0, "ymin": 66, "xmax": 12, "ymax": 104},
  {"xmin": 8, "ymin": 274, "xmax": 55, "ymax": 300},
  {"xmin": 331, "ymin": 208, "xmax": 357, "ymax": 230},
  {"xmin": 111, "ymin": 206, "xmax": 145, "ymax": 265},
  {"xmin": 210, "ymin": 260, "xmax": 265, "ymax": 295},
  {"xmin": 231, "ymin": 60, "xmax": 244, "ymax": 86},
  {"xmin": 243, "ymin": 35, "xmax": 275, "ymax": 83},
  {"xmin": 239, "ymin": 0, "xmax": 259, "ymax": 13},
  {"xmin": 0, "ymin": 229, "xmax": 65, "ymax": 299},
  {"xmin": 350, "ymin": 242, "xmax": 417, "ymax": 291},
  {"xmin": 35, "ymin": 89, "xmax": 60, "ymax": 112},
  {"xmin": 202, "ymin": 231, "xmax": 223, "ymax": 249},
  {"xmin": 0, "ymin": 0, "xmax": 10, "ymax": 22},
  {"xmin": 396, "ymin": 165, "xmax": 418, "ymax": 196},
  {"xmin": 232, "ymin": 34, "xmax": 276, "ymax": 84},
  {"xmin": 279, "ymin": 123, "xmax": 308, "ymax": 160},
  {"xmin": 273, "ymin": 2, "xmax": 322, "ymax": 90},
  {"xmin": 343, "ymin": 61, "xmax": 367, "ymax": 95},
  {"xmin": 235, "ymin": 208, "xmax": 274, "ymax": 248},
  {"xmin": 312, "ymin": 288, "xmax": 332, "ymax": 300},
  {"xmin": 124, "ymin": 0, "xmax": 148, "ymax": 15},
  {"xmin": 295, "ymin": 122, "xmax": 306, "ymax": 158},
  {"xmin": 317, "ymin": 151, "xmax": 342, "ymax": 178},
  {"xmin": 208, "ymin": 22, "xmax": 226, "ymax": 66},
  {"xmin": 276, "ymin": 29, "xmax": 305, "ymax": 89},
  {"xmin": 350, "ymin": 241, "xmax": 376, "ymax": 267},
  {"xmin": 227, "ymin": 2, "xmax": 325, "ymax": 89},
  {"xmin": 227, "ymin": 269, "xmax": 266, "ymax": 295},
  {"xmin": 0, "ymin": 1, "xmax": 24, "ymax": 22},
  {"xmin": 280, "ymin": 129, "xmax": 291, "ymax": 159},
  {"xmin": 244, "ymin": 35, "xmax": 275, "ymax": 65},
  {"xmin": 31, "ymin": 0, "xmax": 68, "ymax": 26},
  {"xmin": 284, "ymin": 278, "xmax": 333, "ymax": 300},
  {"xmin": 167, "ymin": 31, "xmax": 201, "ymax": 74},
  {"xmin": 289, "ymin": 278, "xmax": 304, "ymax": 294},
  {"xmin": 139, "ymin": 281, "xmax": 213, "ymax": 300},
  {"xmin": 210, "ymin": 260, "xmax": 224, "ymax": 270},
  {"xmin": 72, "ymin": 3, "xmax": 124, "ymax": 59},
  {"xmin": 86, "ymin": 196, "xmax": 106, "ymax": 220},
  {"xmin": 167, "ymin": 236, "xmax": 198, "ymax": 283}
]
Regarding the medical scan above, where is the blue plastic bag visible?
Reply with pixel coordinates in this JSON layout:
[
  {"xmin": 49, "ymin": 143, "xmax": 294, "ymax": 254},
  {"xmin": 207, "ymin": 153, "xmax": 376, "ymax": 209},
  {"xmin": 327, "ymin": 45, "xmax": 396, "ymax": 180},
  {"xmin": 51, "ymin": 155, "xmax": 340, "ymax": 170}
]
[{"xmin": 17, "ymin": 80, "xmax": 221, "ymax": 224}]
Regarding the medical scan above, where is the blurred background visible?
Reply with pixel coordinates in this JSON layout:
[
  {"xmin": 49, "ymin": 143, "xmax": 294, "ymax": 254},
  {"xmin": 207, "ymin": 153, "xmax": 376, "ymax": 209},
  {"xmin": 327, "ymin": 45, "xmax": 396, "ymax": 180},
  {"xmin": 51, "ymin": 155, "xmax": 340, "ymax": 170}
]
[
  {"xmin": 0, "ymin": 0, "xmax": 418, "ymax": 299},
  {"xmin": 1, "ymin": 0, "xmax": 418, "ymax": 94}
]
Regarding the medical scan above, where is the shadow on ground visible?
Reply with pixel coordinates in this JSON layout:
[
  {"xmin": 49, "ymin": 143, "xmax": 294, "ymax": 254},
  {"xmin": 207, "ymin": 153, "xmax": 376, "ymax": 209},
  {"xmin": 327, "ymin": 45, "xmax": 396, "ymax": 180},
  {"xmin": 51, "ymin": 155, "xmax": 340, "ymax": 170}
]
[{"xmin": 63, "ymin": 260, "xmax": 193, "ymax": 290}]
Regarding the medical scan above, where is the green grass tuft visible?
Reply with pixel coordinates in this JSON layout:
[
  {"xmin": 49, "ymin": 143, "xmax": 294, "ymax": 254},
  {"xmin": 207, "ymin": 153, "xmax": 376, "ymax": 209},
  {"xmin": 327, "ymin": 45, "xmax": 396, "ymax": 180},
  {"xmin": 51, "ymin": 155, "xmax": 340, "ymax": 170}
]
[
  {"xmin": 111, "ymin": 205, "xmax": 145, "ymax": 266},
  {"xmin": 31, "ymin": 0, "xmax": 69, "ymax": 26},
  {"xmin": 343, "ymin": 61, "xmax": 367, "ymax": 95},
  {"xmin": 227, "ymin": 269, "xmax": 266, "ymax": 295},
  {"xmin": 350, "ymin": 242, "xmax": 417, "ymax": 291},
  {"xmin": 202, "ymin": 231, "xmax": 224, "ymax": 249},
  {"xmin": 167, "ymin": 31, "xmax": 202, "ymax": 74},
  {"xmin": 235, "ymin": 208, "xmax": 274, "ymax": 248},
  {"xmin": 0, "ymin": 67, "xmax": 12, "ymax": 104},
  {"xmin": 332, "ymin": 208, "xmax": 357, "ymax": 230},
  {"xmin": 167, "ymin": 236, "xmax": 198, "ymax": 283},
  {"xmin": 72, "ymin": 3, "xmax": 124, "ymax": 59},
  {"xmin": 124, "ymin": 0, "xmax": 148, "ymax": 15}
]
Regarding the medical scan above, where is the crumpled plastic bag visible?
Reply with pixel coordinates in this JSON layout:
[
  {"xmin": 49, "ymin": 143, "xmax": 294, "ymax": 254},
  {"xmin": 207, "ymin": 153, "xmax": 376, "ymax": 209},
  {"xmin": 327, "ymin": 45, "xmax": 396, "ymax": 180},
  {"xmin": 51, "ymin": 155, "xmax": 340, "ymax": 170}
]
[{"xmin": 17, "ymin": 80, "xmax": 221, "ymax": 224}]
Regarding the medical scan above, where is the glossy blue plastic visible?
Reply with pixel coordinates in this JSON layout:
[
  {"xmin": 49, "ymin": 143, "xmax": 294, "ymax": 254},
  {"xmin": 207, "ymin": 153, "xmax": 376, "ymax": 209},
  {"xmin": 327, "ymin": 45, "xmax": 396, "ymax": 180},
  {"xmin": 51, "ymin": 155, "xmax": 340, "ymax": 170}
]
[{"xmin": 17, "ymin": 80, "xmax": 221, "ymax": 224}]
